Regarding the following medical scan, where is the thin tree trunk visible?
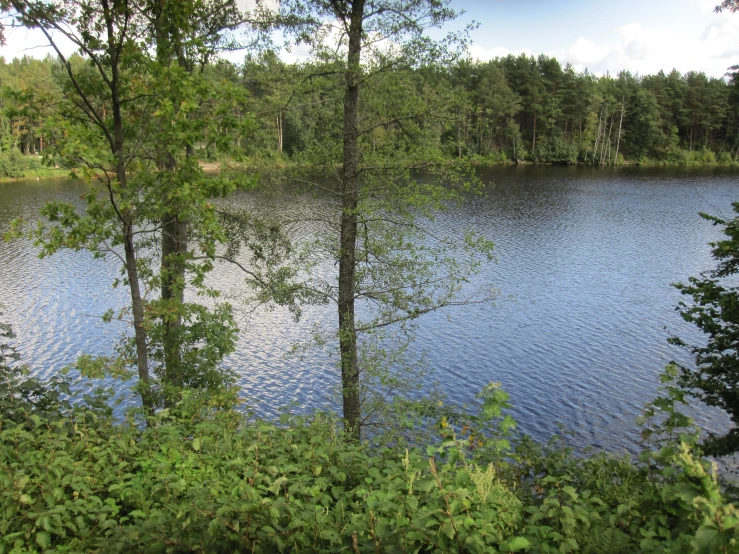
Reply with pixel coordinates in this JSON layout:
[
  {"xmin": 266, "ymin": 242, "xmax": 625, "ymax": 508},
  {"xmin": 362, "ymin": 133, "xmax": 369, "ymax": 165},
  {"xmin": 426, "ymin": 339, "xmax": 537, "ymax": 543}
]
[
  {"xmin": 593, "ymin": 107, "xmax": 603, "ymax": 164},
  {"xmin": 161, "ymin": 211, "xmax": 187, "ymax": 400},
  {"xmin": 614, "ymin": 102, "xmax": 624, "ymax": 166},
  {"xmin": 111, "ymin": 50, "xmax": 152, "ymax": 416},
  {"xmin": 277, "ymin": 111, "xmax": 283, "ymax": 153},
  {"xmin": 532, "ymin": 114, "xmax": 537, "ymax": 152},
  {"xmin": 602, "ymin": 113, "xmax": 614, "ymax": 166},
  {"xmin": 338, "ymin": 0, "xmax": 365, "ymax": 441},
  {"xmin": 457, "ymin": 106, "xmax": 462, "ymax": 158}
]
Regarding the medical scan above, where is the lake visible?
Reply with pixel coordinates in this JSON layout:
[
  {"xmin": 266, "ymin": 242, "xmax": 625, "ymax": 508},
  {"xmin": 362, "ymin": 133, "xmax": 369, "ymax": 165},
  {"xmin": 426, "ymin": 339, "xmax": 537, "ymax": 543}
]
[{"xmin": 1, "ymin": 166, "xmax": 737, "ymax": 452}]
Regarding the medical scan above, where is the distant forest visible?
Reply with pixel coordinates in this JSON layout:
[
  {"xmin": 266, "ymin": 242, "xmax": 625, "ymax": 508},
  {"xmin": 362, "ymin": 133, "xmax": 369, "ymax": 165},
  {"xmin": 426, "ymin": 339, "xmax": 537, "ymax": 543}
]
[{"xmin": 2, "ymin": 52, "xmax": 738, "ymax": 166}]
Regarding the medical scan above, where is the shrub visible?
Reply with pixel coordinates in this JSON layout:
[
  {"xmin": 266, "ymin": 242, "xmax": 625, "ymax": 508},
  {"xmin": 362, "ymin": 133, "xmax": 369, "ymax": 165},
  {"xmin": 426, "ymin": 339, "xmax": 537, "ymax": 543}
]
[
  {"xmin": 1, "ymin": 379, "xmax": 738, "ymax": 553},
  {"xmin": 533, "ymin": 136, "xmax": 577, "ymax": 165},
  {"xmin": 0, "ymin": 150, "xmax": 41, "ymax": 179},
  {"xmin": 718, "ymin": 151, "xmax": 734, "ymax": 165}
]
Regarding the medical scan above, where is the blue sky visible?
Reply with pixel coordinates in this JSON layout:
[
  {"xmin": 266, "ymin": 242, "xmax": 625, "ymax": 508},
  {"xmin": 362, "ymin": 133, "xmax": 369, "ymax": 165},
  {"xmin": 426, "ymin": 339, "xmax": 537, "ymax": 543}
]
[
  {"xmin": 2, "ymin": 0, "xmax": 738, "ymax": 77},
  {"xmin": 456, "ymin": 0, "xmax": 739, "ymax": 76}
]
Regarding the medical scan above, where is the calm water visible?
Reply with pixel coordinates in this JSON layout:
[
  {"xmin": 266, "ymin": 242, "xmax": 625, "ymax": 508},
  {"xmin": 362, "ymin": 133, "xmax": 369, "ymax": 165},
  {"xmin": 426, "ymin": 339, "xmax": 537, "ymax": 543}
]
[{"xmin": 1, "ymin": 166, "xmax": 737, "ymax": 451}]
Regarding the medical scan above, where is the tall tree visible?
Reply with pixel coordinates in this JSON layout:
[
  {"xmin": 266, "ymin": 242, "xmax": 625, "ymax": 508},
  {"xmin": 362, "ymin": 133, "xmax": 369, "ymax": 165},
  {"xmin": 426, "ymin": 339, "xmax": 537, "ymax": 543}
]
[
  {"xmin": 267, "ymin": 0, "xmax": 493, "ymax": 439},
  {"xmin": 3, "ymin": 0, "xmax": 260, "ymax": 412},
  {"xmin": 6, "ymin": 0, "xmax": 157, "ymax": 412},
  {"xmin": 146, "ymin": 0, "xmax": 245, "ymax": 404}
]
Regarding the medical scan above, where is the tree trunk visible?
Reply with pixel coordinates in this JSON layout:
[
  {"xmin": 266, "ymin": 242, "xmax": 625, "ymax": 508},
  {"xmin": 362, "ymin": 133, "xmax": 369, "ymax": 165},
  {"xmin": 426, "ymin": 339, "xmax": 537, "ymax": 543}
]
[
  {"xmin": 614, "ymin": 100, "xmax": 625, "ymax": 166},
  {"xmin": 122, "ymin": 213, "xmax": 153, "ymax": 415},
  {"xmin": 593, "ymin": 108, "xmax": 603, "ymax": 164},
  {"xmin": 602, "ymin": 114, "xmax": 614, "ymax": 165},
  {"xmin": 338, "ymin": 0, "xmax": 365, "ymax": 441},
  {"xmin": 456, "ymin": 106, "xmax": 463, "ymax": 158},
  {"xmin": 161, "ymin": 212, "xmax": 187, "ymax": 402},
  {"xmin": 277, "ymin": 111, "xmax": 283, "ymax": 154},
  {"xmin": 155, "ymin": 2, "xmax": 189, "ymax": 405},
  {"xmin": 532, "ymin": 114, "xmax": 537, "ymax": 152},
  {"xmin": 113, "ymin": 82, "xmax": 153, "ymax": 416}
]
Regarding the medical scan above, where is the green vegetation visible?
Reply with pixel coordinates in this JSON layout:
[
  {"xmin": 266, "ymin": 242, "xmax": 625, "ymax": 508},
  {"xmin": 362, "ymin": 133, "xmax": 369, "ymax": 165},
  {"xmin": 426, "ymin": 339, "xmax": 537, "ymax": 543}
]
[
  {"xmin": 2, "ymin": 1, "xmax": 739, "ymax": 551},
  {"xmin": 4, "ymin": 45, "xmax": 739, "ymax": 169},
  {"xmin": 670, "ymin": 203, "xmax": 739, "ymax": 456},
  {"xmin": 1, "ymin": 335, "xmax": 738, "ymax": 553}
]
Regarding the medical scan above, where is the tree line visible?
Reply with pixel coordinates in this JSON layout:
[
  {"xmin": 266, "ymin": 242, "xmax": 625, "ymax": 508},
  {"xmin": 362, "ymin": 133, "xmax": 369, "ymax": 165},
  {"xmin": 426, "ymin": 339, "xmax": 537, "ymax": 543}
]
[{"xmin": 3, "ymin": 52, "xmax": 739, "ymax": 166}]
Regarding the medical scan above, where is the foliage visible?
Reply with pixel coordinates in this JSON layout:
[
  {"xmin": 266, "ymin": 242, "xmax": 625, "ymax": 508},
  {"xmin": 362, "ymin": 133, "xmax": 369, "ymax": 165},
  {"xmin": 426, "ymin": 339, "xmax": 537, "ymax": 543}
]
[
  {"xmin": 253, "ymin": 0, "xmax": 497, "ymax": 439},
  {"xmin": 670, "ymin": 202, "xmax": 739, "ymax": 456},
  {"xmin": 0, "ymin": 0, "xmax": 293, "ymax": 415},
  {"xmin": 532, "ymin": 136, "xmax": 578, "ymax": 164},
  {"xmin": 0, "ymin": 149, "xmax": 39, "ymax": 178},
  {"xmin": 1, "ymin": 370, "xmax": 738, "ymax": 554},
  {"xmin": 0, "ymin": 308, "xmax": 66, "ymax": 421},
  {"xmin": 3, "ymin": 35, "xmax": 739, "ymax": 167}
]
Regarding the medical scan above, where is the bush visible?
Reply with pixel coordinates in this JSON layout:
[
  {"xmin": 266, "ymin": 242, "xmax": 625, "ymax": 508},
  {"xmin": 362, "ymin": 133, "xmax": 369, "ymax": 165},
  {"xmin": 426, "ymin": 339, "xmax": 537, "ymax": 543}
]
[
  {"xmin": 718, "ymin": 151, "xmax": 734, "ymax": 165},
  {"xmin": 533, "ymin": 136, "xmax": 577, "ymax": 165},
  {"xmin": 0, "ymin": 150, "xmax": 41, "ymax": 179},
  {"xmin": 2, "ymin": 310, "xmax": 737, "ymax": 553},
  {"xmin": 1, "ymin": 376, "xmax": 738, "ymax": 553}
]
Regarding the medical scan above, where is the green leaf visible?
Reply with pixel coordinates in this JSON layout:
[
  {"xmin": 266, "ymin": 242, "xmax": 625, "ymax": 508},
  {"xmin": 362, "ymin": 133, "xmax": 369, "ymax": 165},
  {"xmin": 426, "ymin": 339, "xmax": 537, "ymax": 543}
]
[
  {"xmin": 192, "ymin": 438, "xmax": 201, "ymax": 452},
  {"xmin": 35, "ymin": 532, "xmax": 51, "ymax": 550},
  {"xmin": 505, "ymin": 537, "xmax": 531, "ymax": 552}
]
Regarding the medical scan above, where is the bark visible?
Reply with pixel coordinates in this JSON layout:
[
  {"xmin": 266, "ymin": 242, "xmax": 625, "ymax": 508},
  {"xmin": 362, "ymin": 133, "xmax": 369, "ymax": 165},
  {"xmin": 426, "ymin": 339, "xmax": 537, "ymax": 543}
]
[
  {"xmin": 277, "ymin": 111, "xmax": 283, "ymax": 153},
  {"xmin": 457, "ymin": 106, "xmax": 463, "ymax": 158},
  {"xmin": 107, "ymin": 1, "xmax": 153, "ymax": 415},
  {"xmin": 532, "ymin": 114, "xmax": 537, "ymax": 152},
  {"xmin": 155, "ymin": 1, "xmax": 189, "ymax": 404},
  {"xmin": 161, "ymin": 212, "xmax": 187, "ymax": 401},
  {"xmin": 593, "ymin": 107, "xmax": 604, "ymax": 164},
  {"xmin": 338, "ymin": 0, "xmax": 365, "ymax": 441},
  {"xmin": 602, "ymin": 114, "xmax": 614, "ymax": 165},
  {"xmin": 614, "ymin": 100, "xmax": 625, "ymax": 166}
]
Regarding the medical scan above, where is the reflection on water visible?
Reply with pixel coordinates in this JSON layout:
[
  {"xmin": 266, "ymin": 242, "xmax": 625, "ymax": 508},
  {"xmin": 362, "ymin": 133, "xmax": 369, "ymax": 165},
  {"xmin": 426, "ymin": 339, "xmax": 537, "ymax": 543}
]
[{"xmin": 1, "ymin": 166, "xmax": 738, "ymax": 452}]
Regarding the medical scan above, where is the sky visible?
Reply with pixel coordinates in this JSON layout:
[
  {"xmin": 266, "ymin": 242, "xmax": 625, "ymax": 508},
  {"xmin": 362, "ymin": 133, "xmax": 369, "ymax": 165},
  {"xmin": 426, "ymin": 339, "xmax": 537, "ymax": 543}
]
[{"xmin": 1, "ymin": 0, "xmax": 739, "ymax": 77}]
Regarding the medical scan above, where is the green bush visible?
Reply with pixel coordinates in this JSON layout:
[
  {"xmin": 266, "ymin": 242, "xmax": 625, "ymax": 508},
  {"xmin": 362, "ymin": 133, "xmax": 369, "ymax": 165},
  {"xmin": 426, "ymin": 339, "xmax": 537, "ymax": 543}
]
[
  {"xmin": 533, "ymin": 136, "xmax": 577, "ymax": 165},
  {"xmin": 2, "ymin": 310, "xmax": 737, "ymax": 553},
  {"xmin": 717, "ymin": 151, "xmax": 734, "ymax": 165},
  {"xmin": 1, "ymin": 375, "xmax": 738, "ymax": 553},
  {"xmin": 0, "ymin": 150, "xmax": 41, "ymax": 179}
]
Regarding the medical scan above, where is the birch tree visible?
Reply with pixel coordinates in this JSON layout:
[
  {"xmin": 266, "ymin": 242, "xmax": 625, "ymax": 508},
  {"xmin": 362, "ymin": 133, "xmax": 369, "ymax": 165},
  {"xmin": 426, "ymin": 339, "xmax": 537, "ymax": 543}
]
[{"xmin": 261, "ymin": 0, "xmax": 494, "ymax": 439}]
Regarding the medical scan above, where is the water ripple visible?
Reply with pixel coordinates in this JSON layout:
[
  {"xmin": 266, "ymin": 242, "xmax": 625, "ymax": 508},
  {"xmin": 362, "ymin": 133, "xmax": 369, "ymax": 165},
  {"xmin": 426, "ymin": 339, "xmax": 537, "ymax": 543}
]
[{"xmin": 1, "ymin": 167, "xmax": 738, "ymax": 452}]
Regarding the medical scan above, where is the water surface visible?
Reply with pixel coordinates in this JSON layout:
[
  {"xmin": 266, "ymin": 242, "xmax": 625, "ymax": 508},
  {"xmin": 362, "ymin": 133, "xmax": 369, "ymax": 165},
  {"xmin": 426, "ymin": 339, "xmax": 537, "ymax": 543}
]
[{"xmin": 1, "ymin": 166, "xmax": 737, "ymax": 451}]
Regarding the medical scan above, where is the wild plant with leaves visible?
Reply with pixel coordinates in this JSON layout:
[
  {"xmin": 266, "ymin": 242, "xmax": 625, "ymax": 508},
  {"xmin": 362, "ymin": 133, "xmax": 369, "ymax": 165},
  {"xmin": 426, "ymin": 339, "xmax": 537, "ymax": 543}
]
[{"xmin": 669, "ymin": 202, "xmax": 739, "ymax": 455}]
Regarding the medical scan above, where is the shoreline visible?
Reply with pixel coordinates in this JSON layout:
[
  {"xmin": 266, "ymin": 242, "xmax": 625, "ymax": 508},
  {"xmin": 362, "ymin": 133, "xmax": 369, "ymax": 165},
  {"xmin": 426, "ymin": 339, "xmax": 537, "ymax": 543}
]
[{"xmin": 4, "ymin": 158, "xmax": 739, "ymax": 185}]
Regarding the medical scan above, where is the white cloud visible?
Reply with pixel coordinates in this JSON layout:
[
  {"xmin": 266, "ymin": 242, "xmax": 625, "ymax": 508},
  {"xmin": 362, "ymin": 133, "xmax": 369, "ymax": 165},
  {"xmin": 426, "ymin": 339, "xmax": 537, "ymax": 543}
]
[
  {"xmin": 467, "ymin": 15, "xmax": 739, "ymax": 77},
  {"xmin": 567, "ymin": 37, "xmax": 611, "ymax": 65},
  {"xmin": 467, "ymin": 44, "xmax": 532, "ymax": 62},
  {"xmin": 0, "ymin": 26, "xmax": 76, "ymax": 61}
]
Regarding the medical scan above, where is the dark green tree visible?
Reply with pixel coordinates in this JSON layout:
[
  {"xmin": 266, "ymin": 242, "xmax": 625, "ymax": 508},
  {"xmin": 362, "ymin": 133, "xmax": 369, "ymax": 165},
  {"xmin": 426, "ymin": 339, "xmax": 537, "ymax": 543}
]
[{"xmin": 670, "ymin": 203, "xmax": 739, "ymax": 455}]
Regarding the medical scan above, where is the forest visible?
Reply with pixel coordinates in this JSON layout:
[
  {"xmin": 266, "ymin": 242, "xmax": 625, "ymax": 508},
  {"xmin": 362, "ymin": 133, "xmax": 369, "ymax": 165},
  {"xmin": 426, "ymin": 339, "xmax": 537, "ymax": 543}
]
[
  {"xmin": 1, "ymin": 50, "xmax": 739, "ymax": 171},
  {"xmin": 2, "ymin": 0, "xmax": 739, "ymax": 552}
]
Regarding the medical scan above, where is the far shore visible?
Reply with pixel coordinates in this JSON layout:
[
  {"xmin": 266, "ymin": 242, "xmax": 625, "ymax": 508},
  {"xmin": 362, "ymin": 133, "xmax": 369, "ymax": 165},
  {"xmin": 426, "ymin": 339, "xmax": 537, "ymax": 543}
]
[{"xmin": 3, "ymin": 157, "xmax": 739, "ymax": 185}]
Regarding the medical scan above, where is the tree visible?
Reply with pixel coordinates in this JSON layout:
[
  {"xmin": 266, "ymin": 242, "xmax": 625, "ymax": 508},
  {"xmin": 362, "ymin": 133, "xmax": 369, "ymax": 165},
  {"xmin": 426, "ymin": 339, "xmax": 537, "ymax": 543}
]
[
  {"xmin": 3, "ymin": 0, "xmax": 259, "ymax": 413},
  {"xmin": 264, "ymin": 0, "xmax": 493, "ymax": 440},
  {"xmin": 146, "ymin": 0, "xmax": 249, "ymax": 406},
  {"xmin": 670, "ymin": 203, "xmax": 739, "ymax": 455},
  {"xmin": 4, "ymin": 0, "xmax": 162, "ymax": 413}
]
